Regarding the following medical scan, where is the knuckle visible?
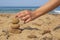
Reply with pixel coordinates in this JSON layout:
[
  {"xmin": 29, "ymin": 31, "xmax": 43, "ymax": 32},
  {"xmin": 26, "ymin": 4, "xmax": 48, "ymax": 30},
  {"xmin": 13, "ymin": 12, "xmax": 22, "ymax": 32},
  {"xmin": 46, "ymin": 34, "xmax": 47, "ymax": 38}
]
[{"xmin": 25, "ymin": 10, "xmax": 31, "ymax": 14}]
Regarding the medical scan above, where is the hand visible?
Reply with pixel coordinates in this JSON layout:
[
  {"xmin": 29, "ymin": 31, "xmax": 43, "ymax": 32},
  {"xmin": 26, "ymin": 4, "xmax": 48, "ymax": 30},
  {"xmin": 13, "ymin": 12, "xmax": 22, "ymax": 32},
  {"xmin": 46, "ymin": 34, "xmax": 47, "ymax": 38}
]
[{"xmin": 16, "ymin": 10, "xmax": 40, "ymax": 23}]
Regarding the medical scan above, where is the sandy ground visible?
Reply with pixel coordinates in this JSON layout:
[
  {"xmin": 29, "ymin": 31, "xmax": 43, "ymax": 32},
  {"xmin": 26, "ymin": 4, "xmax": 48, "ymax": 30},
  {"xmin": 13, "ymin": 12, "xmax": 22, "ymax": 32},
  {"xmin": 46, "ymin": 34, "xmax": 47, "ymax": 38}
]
[{"xmin": 0, "ymin": 13, "xmax": 60, "ymax": 40}]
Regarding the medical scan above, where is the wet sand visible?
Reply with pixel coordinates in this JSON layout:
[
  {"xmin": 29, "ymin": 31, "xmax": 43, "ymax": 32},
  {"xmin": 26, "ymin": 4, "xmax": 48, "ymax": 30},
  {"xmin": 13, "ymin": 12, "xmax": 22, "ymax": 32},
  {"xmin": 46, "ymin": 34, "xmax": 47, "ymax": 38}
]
[{"xmin": 0, "ymin": 13, "xmax": 60, "ymax": 40}]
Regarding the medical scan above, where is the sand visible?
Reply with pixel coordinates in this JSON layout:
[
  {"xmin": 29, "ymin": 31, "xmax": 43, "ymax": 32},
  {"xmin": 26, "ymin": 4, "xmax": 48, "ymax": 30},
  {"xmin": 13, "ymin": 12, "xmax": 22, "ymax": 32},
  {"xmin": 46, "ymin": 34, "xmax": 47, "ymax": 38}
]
[{"xmin": 0, "ymin": 13, "xmax": 60, "ymax": 40}]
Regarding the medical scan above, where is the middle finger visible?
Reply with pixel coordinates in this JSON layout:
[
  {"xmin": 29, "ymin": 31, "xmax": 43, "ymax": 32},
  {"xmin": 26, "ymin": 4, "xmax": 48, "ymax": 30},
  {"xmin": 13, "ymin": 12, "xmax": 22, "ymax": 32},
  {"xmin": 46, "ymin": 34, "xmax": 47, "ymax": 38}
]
[{"xmin": 22, "ymin": 15, "xmax": 30, "ymax": 20}]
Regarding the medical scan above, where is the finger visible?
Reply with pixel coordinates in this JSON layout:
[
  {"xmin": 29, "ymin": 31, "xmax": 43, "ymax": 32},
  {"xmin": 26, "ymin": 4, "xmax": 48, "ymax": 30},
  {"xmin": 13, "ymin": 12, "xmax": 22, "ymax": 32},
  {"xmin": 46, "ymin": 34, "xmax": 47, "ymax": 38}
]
[
  {"xmin": 18, "ymin": 11, "xmax": 29, "ymax": 18},
  {"xmin": 18, "ymin": 12, "xmax": 25, "ymax": 17},
  {"xmin": 18, "ymin": 14, "xmax": 28, "ymax": 18},
  {"xmin": 25, "ymin": 18, "xmax": 31, "ymax": 23},
  {"xmin": 16, "ymin": 12, "xmax": 24, "ymax": 18},
  {"xmin": 16, "ymin": 10, "xmax": 31, "ymax": 18},
  {"xmin": 22, "ymin": 15, "xmax": 30, "ymax": 20}
]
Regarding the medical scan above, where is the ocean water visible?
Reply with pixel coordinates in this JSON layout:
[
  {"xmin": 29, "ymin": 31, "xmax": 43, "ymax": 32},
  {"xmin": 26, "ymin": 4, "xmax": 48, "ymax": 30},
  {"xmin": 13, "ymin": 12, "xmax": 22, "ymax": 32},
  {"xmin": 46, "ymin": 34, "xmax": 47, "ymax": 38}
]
[
  {"xmin": 51, "ymin": 6, "xmax": 60, "ymax": 14},
  {"xmin": 55, "ymin": 6, "xmax": 60, "ymax": 11},
  {"xmin": 0, "ymin": 7, "xmax": 38, "ymax": 13},
  {"xmin": 0, "ymin": 6, "xmax": 60, "ymax": 14}
]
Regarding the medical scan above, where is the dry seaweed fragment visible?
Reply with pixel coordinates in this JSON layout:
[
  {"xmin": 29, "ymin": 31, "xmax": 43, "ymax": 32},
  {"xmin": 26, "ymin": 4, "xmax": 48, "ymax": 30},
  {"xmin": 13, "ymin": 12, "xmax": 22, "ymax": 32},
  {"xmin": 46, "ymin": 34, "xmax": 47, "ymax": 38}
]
[
  {"xmin": 23, "ymin": 26, "xmax": 39, "ymax": 30},
  {"xmin": 42, "ymin": 30, "xmax": 51, "ymax": 35},
  {"xmin": 53, "ymin": 25, "xmax": 60, "ymax": 31}
]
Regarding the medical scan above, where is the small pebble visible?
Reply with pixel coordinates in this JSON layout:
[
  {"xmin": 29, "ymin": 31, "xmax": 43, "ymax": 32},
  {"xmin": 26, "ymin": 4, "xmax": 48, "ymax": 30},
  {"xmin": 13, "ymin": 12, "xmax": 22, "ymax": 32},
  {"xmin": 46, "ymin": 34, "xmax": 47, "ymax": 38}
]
[
  {"xmin": 10, "ymin": 24, "xmax": 20, "ymax": 29},
  {"xmin": 41, "ymin": 37, "xmax": 53, "ymax": 40},
  {"xmin": 28, "ymin": 35, "xmax": 37, "ymax": 38},
  {"xmin": 11, "ymin": 17, "xmax": 19, "ymax": 24},
  {"xmin": 9, "ymin": 29, "xmax": 22, "ymax": 34}
]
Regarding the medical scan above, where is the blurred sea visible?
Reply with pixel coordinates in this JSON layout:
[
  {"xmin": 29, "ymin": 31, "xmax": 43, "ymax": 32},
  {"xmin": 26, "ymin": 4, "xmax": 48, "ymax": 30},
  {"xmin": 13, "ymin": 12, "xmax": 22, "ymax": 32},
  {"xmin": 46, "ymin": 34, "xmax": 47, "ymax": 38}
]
[
  {"xmin": 0, "ymin": 7, "xmax": 38, "ymax": 13},
  {"xmin": 0, "ymin": 6, "xmax": 60, "ymax": 14}
]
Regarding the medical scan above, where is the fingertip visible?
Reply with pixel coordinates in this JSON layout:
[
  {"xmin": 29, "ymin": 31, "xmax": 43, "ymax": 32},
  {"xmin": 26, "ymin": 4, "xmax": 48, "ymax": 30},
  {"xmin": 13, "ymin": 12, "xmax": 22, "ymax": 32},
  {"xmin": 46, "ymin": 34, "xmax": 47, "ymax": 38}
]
[{"xmin": 25, "ymin": 18, "xmax": 31, "ymax": 23}]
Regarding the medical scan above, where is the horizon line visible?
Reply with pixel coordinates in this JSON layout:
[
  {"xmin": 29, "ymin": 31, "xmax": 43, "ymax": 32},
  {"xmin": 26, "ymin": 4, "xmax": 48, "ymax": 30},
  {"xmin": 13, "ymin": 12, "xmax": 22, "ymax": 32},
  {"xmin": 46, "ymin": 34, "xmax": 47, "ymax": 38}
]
[{"xmin": 0, "ymin": 6, "xmax": 39, "ymax": 8}]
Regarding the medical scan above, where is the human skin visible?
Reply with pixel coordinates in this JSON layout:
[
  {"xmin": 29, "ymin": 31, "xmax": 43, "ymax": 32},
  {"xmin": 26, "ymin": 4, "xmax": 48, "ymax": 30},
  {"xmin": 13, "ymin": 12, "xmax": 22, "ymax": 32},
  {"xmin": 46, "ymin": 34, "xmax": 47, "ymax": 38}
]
[{"xmin": 16, "ymin": 0, "xmax": 60, "ymax": 23}]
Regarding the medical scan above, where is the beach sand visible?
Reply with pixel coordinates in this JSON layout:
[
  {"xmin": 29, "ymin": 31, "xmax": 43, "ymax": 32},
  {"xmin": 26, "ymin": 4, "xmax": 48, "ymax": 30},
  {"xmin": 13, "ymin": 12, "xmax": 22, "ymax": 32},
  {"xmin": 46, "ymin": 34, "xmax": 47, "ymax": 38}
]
[{"xmin": 0, "ymin": 13, "xmax": 60, "ymax": 40}]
